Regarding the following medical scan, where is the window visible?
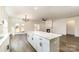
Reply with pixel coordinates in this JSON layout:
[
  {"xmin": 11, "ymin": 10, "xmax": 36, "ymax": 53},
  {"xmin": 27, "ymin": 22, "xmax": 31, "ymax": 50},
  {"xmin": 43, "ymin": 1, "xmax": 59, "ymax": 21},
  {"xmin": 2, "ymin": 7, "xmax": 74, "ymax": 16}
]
[{"xmin": 15, "ymin": 24, "xmax": 24, "ymax": 33}]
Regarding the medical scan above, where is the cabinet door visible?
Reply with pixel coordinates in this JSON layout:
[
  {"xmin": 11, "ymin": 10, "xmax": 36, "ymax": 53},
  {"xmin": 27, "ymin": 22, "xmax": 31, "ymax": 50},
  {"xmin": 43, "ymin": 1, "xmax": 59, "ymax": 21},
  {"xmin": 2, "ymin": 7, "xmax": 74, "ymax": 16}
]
[
  {"xmin": 0, "ymin": 37, "xmax": 9, "ymax": 52},
  {"xmin": 27, "ymin": 34, "xmax": 37, "ymax": 51},
  {"xmin": 42, "ymin": 38, "xmax": 50, "ymax": 52},
  {"xmin": 32, "ymin": 34, "xmax": 38, "ymax": 51},
  {"xmin": 35, "ymin": 35, "xmax": 50, "ymax": 52},
  {"xmin": 36, "ymin": 37, "xmax": 43, "ymax": 52},
  {"xmin": 27, "ymin": 33, "xmax": 33, "ymax": 45},
  {"xmin": 27, "ymin": 33, "xmax": 31, "ymax": 43}
]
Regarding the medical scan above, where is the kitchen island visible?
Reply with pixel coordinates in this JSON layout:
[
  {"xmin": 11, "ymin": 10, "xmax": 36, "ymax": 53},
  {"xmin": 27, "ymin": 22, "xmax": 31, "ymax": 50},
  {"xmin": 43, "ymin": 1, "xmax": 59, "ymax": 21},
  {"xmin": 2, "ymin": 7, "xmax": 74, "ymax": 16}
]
[{"xmin": 27, "ymin": 31, "xmax": 62, "ymax": 52}]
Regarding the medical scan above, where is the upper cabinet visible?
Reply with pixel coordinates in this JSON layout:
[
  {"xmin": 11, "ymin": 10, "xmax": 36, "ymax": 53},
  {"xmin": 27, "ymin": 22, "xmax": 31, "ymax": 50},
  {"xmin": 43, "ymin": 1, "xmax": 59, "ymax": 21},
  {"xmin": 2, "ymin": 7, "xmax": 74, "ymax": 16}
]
[
  {"xmin": 0, "ymin": 7, "xmax": 3, "ymax": 34},
  {"xmin": 0, "ymin": 7, "xmax": 2, "ymax": 19},
  {"xmin": 0, "ymin": 7, "xmax": 8, "ymax": 34},
  {"xmin": 0, "ymin": 7, "xmax": 5, "ymax": 21}
]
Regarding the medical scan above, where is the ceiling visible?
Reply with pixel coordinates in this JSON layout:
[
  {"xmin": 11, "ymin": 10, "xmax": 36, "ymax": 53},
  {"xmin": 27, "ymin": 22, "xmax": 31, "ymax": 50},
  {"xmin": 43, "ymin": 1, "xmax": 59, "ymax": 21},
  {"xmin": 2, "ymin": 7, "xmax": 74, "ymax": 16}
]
[{"xmin": 5, "ymin": 6, "xmax": 79, "ymax": 20}]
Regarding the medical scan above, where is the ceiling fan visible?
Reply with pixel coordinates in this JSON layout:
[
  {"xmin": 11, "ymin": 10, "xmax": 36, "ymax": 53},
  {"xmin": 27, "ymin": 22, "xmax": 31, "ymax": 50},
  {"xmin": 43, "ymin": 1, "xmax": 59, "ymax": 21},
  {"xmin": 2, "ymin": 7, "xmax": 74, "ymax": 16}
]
[{"xmin": 22, "ymin": 15, "xmax": 29, "ymax": 22}]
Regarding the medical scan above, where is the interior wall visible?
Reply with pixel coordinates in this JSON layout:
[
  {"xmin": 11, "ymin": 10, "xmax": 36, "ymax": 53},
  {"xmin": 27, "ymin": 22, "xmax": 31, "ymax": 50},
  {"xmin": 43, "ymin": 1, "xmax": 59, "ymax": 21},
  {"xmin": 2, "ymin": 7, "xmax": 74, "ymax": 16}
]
[
  {"xmin": 66, "ymin": 20, "xmax": 75, "ymax": 35},
  {"xmin": 66, "ymin": 17, "xmax": 79, "ymax": 37},
  {"xmin": 75, "ymin": 17, "xmax": 79, "ymax": 37},
  {"xmin": 53, "ymin": 19, "xmax": 66, "ymax": 35},
  {"xmin": 53, "ymin": 16, "xmax": 79, "ymax": 37}
]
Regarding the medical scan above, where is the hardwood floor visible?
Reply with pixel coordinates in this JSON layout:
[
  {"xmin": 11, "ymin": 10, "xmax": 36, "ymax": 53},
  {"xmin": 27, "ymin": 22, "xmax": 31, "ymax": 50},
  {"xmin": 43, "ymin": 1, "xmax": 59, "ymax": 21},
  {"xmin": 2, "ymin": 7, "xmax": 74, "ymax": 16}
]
[
  {"xmin": 60, "ymin": 35, "xmax": 79, "ymax": 52},
  {"xmin": 10, "ymin": 34, "xmax": 79, "ymax": 52}
]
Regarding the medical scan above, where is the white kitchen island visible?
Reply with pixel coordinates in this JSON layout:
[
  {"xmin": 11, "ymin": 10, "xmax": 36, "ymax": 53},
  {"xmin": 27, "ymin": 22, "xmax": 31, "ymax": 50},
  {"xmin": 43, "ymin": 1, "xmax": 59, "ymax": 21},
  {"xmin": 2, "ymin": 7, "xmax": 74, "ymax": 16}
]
[{"xmin": 27, "ymin": 31, "xmax": 62, "ymax": 52}]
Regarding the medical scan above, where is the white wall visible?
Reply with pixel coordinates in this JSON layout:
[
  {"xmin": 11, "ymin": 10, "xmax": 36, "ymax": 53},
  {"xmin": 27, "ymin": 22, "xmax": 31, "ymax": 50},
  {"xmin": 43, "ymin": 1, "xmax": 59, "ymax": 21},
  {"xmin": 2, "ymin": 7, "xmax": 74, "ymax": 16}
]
[
  {"xmin": 66, "ymin": 17, "xmax": 79, "ymax": 37},
  {"xmin": 53, "ymin": 16, "xmax": 79, "ymax": 37},
  {"xmin": 66, "ymin": 20, "xmax": 75, "ymax": 35},
  {"xmin": 75, "ymin": 17, "xmax": 79, "ymax": 37},
  {"xmin": 53, "ymin": 19, "xmax": 66, "ymax": 35}
]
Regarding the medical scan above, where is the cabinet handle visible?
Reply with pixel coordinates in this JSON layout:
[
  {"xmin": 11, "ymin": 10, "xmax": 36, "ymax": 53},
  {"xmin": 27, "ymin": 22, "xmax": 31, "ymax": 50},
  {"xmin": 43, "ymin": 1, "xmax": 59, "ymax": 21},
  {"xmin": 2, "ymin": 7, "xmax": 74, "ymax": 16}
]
[
  {"xmin": 40, "ymin": 42, "xmax": 42, "ymax": 47},
  {"xmin": 32, "ymin": 38, "xmax": 33, "ymax": 40},
  {"xmin": 7, "ymin": 45, "xmax": 9, "ymax": 50},
  {"xmin": 10, "ymin": 34, "xmax": 13, "ymax": 39}
]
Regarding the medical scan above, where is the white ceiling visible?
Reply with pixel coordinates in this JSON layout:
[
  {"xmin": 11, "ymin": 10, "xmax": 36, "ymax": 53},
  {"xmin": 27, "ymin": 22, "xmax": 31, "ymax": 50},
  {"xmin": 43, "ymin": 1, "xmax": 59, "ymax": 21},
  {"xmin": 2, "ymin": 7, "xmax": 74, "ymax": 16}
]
[{"xmin": 5, "ymin": 6, "xmax": 79, "ymax": 20}]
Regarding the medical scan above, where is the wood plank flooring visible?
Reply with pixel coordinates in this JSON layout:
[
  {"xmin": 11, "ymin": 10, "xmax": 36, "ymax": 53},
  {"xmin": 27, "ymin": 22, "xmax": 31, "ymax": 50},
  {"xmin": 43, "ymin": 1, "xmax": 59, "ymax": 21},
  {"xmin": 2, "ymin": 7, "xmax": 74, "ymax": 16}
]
[
  {"xmin": 10, "ymin": 34, "xmax": 79, "ymax": 52},
  {"xmin": 60, "ymin": 35, "xmax": 79, "ymax": 52}
]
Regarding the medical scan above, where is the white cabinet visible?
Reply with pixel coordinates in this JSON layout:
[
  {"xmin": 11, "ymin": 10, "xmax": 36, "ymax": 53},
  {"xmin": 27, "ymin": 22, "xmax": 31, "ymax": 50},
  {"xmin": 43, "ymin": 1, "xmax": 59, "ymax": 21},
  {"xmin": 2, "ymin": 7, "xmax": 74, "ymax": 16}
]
[
  {"xmin": 27, "ymin": 32, "xmax": 60, "ymax": 52},
  {"xmin": 27, "ymin": 33, "xmax": 50, "ymax": 52},
  {"xmin": 34, "ymin": 35, "xmax": 50, "ymax": 52},
  {"xmin": 41, "ymin": 38, "xmax": 50, "ymax": 52},
  {"xmin": 36, "ymin": 37, "xmax": 43, "ymax": 52},
  {"xmin": 32, "ymin": 35, "xmax": 38, "ymax": 50},
  {"xmin": 27, "ymin": 33, "xmax": 33, "ymax": 45},
  {"xmin": 0, "ymin": 36, "xmax": 10, "ymax": 52}
]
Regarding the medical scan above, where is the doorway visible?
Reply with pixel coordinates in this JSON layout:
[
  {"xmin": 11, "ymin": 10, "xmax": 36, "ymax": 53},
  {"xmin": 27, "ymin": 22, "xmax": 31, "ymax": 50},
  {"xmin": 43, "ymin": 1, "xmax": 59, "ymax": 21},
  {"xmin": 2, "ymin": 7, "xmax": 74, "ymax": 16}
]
[{"xmin": 66, "ymin": 20, "xmax": 75, "ymax": 36}]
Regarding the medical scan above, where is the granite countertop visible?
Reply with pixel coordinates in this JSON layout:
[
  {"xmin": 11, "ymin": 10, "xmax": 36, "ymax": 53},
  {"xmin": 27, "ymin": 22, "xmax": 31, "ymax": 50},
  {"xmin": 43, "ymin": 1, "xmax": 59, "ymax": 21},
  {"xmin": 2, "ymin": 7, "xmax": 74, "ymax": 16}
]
[{"xmin": 28, "ymin": 31, "xmax": 62, "ymax": 40}]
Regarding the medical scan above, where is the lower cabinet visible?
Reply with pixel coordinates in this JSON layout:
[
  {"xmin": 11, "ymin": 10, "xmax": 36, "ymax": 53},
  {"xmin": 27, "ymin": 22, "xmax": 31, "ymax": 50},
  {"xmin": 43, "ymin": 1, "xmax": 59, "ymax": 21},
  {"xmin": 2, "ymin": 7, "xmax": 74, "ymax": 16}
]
[
  {"xmin": 36, "ymin": 37, "xmax": 43, "ymax": 52},
  {"xmin": 32, "ymin": 35, "xmax": 38, "ymax": 50},
  {"xmin": 0, "ymin": 37, "xmax": 10, "ymax": 52},
  {"xmin": 35, "ymin": 35, "xmax": 50, "ymax": 52},
  {"xmin": 27, "ymin": 33, "xmax": 59, "ymax": 52},
  {"xmin": 27, "ymin": 33, "xmax": 50, "ymax": 52}
]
